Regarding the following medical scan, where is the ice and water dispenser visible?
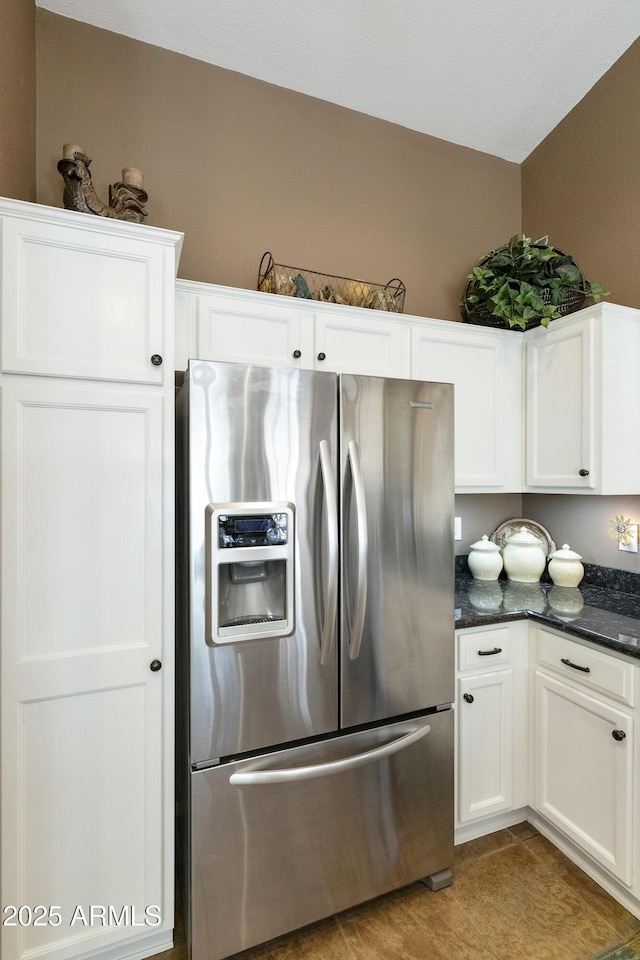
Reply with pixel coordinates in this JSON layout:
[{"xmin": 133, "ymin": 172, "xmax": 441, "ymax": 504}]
[{"xmin": 205, "ymin": 503, "xmax": 295, "ymax": 644}]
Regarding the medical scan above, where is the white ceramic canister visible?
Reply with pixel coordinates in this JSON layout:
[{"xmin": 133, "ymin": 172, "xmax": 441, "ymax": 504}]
[
  {"xmin": 502, "ymin": 526, "xmax": 547, "ymax": 583},
  {"xmin": 548, "ymin": 544, "xmax": 584, "ymax": 587},
  {"xmin": 468, "ymin": 535, "xmax": 503, "ymax": 581}
]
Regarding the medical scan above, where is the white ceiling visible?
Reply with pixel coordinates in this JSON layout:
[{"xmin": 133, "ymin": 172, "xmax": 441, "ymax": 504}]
[{"xmin": 37, "ymin": 0, "xmax": 640, "ymax": 162}]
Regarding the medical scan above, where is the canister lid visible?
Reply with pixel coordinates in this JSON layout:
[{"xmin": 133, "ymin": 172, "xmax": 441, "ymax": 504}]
[
  {"xmin": 505, "ymin": 526, "xmax": 544, "ymax": 546},
  {"xmin": 469, "ymin": 534, "xmax": 501, "ymax": 552},
  {"xmin": 549, "ymin": 543, "xmax": 582, "ymax": 560}
]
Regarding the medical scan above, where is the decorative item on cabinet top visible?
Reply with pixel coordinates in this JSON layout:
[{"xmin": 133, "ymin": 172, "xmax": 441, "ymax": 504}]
[
  {"xmin": 461, "ymin": 234, "xmax": 608, "ymax": 331},
  {"xmin": 258, "ymin": 252, "xmax": 406, "ymax": 312},
  {"xmin": 57, "ymin": 143, "xmax": 148, "ymax": 223}
]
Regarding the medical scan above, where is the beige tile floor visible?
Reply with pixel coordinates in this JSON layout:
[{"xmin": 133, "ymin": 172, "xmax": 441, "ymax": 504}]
[{"xmin": 159, "ymin": 822, "xmax": 640, "ymax": 960}]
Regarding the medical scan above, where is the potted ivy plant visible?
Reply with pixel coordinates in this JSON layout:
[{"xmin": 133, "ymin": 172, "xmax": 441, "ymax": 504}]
[{"xmin": 462, "ymin": 234, "xmax": 609, "ymax": 330}]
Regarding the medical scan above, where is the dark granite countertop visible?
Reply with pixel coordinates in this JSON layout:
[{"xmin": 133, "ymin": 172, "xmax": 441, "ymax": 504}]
[{"xmin": 455, "ymin": 559, "xmax": 640, "ymax": 661}]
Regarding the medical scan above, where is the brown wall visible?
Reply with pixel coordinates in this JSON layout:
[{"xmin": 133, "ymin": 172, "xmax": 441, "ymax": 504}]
[
  {"xmin": 35, "ymin": 10, "xmax": 520, "ymax": 321},
  {"xmin": 522, "ymin": 38, "xmax": 640, "ymax": 310},
  {"xmin": 1, "ymin": 0, "xmax": 36, "ymax": 200},
  {"xmin": 521, "ymin": 39, "xmax": 640, "ymax": 570}
]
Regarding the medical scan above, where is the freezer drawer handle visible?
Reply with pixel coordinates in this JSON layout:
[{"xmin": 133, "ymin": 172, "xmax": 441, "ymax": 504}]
[
  {"xmin": 319, "ymin": 440, "xmax": 339, "ymax": 665},
  {"xmin": 229, "ymin": 723, "xmax": 431, "ymax": 785},
  {"xmin": 347, "ymin": 440, "xmax": 368, "ymax": 661}
]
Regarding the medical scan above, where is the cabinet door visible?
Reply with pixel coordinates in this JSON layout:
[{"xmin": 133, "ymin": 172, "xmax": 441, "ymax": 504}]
[
  {"xmin": 457, "ymin": 670, "xmax": 514, "ymax": 822},
  {"xmin": 313, "ymin": 310, "xmax": 410, "ymax": 376},
  {"xmin": 0, "ymin": 215, "xmax": 172, "ymax": 385},
  {"xmin": 533, "ymin": 671, "xmax": 633, "ymax": 885},
  {"xmin": 196, "ymin": 292, "xmax": 313, "ymax": 368},
  {"xmin": 525, "ymin": 317, "xmax": 595, "ymax": 489},
  {"xmin": 411, "ymin": 324, "xmax": 522, "ymax": 491},
  {"xmin": 1, "ymin": 382, "xmax": 172, "ymax": 960}
]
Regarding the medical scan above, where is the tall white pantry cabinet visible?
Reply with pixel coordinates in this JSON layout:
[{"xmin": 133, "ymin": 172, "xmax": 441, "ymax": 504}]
[{"xmin": 0, "ymin": 198, "xmax": 183, "ymax": 960}]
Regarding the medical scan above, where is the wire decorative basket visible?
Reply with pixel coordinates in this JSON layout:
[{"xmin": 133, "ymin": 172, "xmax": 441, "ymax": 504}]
[{"xmin": 258, "ymin": 252, "xmax": 406, "ymax": 313}]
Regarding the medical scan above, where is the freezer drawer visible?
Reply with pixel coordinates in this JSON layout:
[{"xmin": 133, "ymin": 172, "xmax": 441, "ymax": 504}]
[{"xmin": 190, "ymin": 711, "xmax": 453, "ymax": 960}]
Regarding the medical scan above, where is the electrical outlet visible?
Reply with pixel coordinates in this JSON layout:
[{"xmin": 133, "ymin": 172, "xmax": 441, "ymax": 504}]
[
  {"xmin": 619, "ymin": 524, "xmax": 639, "ymax": 553},
  {"xmin": 454, "ymin": 517, "xmax": 462, "ymax": 541}
]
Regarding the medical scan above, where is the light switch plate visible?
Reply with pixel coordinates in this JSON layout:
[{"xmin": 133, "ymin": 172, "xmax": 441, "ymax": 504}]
[{"xmin": 454, "ymin": 517, "xmax": 462, "ymax": 541}]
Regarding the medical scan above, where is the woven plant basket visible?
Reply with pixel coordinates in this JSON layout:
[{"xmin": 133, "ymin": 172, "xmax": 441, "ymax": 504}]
[
  {"xmin": 462, "ymin": 241, "xmax": 589, "ymax": 331},
  {"xmin": 463, "ymin": 285, "xmax": 587, "ymax": 331}
]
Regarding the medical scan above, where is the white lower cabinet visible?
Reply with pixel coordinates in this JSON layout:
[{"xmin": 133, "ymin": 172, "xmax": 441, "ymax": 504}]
[
  {"xmin": 1, "ymin": 381, "xmax": 175, "ymax": 960},
  {"xmin": 531, "ymin": 627, "xmax": 635, "ymax": 887},
  {"xmin": 456, "ymin": 620, "xmax": 640, "ymax": 911},
  {"xmin": 455, "ymin": 622, "xmax": 528, "ymax": 832}
]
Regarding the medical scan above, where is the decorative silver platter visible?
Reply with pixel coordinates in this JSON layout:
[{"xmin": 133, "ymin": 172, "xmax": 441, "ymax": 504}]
[{"xmin": 489, "ymin": 518, "xmax": 557, "ymax": 558}]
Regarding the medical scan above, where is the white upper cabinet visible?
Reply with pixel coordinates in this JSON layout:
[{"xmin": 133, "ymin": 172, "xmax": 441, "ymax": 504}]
[
  {"xmin": 312, "ymin": 309, "xmax": 410, "ymax": 376},
  {"xmin": 182, "ymin": 283, "xmax": 313, "ymax": 369},
  {"xmin": 1, "ymin": 199, "xmax": 181, "ymax": 384},
  {"xmin": 525, "ymin": 304, "xmax": 640, "ymax": 493},
  {"xmin": 410, "ymin": 320, "xmax": 523, "ymax": 491},
  {"xmin": 176, "ymin": 281, "xmax": 640, "ymax": 495},
  {"xmin": 175, "ymin": 281, "xmax": 409, "ymax": 378},
  {"xmin": 175, "ymin": 282, "xmax": 522, "ymax": 490}
]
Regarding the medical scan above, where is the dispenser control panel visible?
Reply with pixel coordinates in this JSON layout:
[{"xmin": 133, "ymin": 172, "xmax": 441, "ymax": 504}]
[
  {"xmin": 206, "ymin": 501, "xmax": 295, "ymax": 645},
  {"xmin": 218, "ymin": 512, "xmax": 288, "ymax": 548}
]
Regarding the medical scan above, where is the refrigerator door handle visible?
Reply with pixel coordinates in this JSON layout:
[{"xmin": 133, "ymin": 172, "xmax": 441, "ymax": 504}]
[
  {"xmin": 347, "ymin": 439, "xmax": 368, "ymax": 660},
  {"xmin": 229, "ymin": 722, "xmax": 432, "ymax": 785},
  {"xmin": 318, "ymin": 440, "xmax": 339, "ymax": 665}
]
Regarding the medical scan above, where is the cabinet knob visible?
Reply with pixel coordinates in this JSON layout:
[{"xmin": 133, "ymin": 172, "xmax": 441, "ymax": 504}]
[
  {"xmin": 317, "ymin": 352, "xmax": 326, "ymax": 361},
  {"xmin": 578, "ymin": 468, "xmax": 589, "ymax": 477},
  {"xmin": 292, "ymin": 350, "xmax": 302, "ymax": 359},
  {"xmin": 612, "ymin": 729, "xmax": 626, "ymax": 742},
  {"xmin": 150, "ymin": 354, "xmax": 163, "ymax": 366},
  {"xmin": 463, "ymin": 693, "xmax": 474, "ymax": 704},
  {"xmin": 150, "ymin": 659, "xmax": 162, "ymax": 672}
]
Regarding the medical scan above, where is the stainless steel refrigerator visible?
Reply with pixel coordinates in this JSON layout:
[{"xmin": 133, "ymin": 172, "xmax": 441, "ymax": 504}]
[{"xmin": 175, "ymin": 359, "xmax": 454, "ymax": 960}]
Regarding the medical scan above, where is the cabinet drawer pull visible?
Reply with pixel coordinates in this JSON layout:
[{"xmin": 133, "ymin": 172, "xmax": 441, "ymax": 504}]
[
  {"xmin": 612, "ymin": 729, "xmax": 626, "ymax": 742},
  {"xmin": 478, "ymin": 647, "xmax": 502, "ymax": 656},
  {"xmin": 560, "ymin": 657, "xmax": 590, "ymax": 673},
  {"xmin": 463, "ymin": 693, "xmax": 474, "ymax": 704}
]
